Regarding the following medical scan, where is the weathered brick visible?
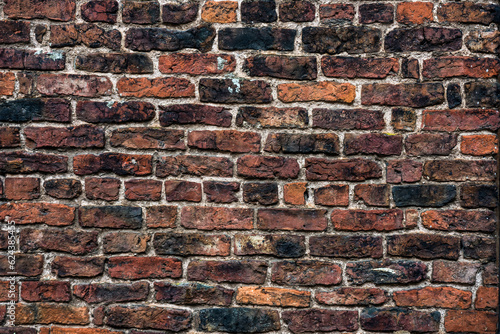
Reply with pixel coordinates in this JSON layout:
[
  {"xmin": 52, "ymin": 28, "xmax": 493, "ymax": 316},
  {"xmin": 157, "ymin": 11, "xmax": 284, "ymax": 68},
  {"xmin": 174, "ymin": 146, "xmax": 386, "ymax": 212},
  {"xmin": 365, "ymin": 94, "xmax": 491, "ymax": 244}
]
[
  {"xmin": 0, "ymin": 49, "xmax": 65, "ymax": 70},
  {"xmin": 117, "ymin": 77, "xmax": 194, "ymax": 98},
  {"xmin": 188, "ymin": 260, "xmax": 267, "ymax": 284},
  {"xmin": 237, "ymin": 155, "xmax": 300, "ymax": 179},
  {"xmin": 258, "ymin": 209, "xmax": 328, "ymax": 231},
  {"xmin": 200, "ymin": 78, "xmax": 272, "ymax": 104},
  {"xmin": 237, "ymin": 286, "xmax": 310, "ymax": 307},
  {"xmin": 16, "ymin": 304, "xmax": 89, "ymax": 325},
  {"xmin": 245, "ymin": 55, "xmax": 316, "ymax": 80},
  {"xmin": 385, "ymin": 27, "xmax": 462, "ymax": 52},
  {"xmin": 25, "ymin": 125, "xmax": 104, "ymax": 149},
  {"xmin": 272, "ymin": 260, "xmax": 342, "ymax": 286},
  {"xmin": 50, "ymin": 24, "xmax": 121, "ymax": 49},
  {"xmin": 162, "ymin": 2, "xmax": 198, "ymax": 24},
  {"xmin": 332, "ymin": 209, "xmax": 403, "ymax": 231},
  {"xmin": 44, "ymin": 178, "xmax": 81, "ymax": 199},
  {"xmin": 198, "ymin": 308, "xmax": 279, "ymax": 332},
  {"xmin": 76, "ymin": 53, "xmax": 153, "ymax": 74},
  {"xmin": 344, "ymin": 133, "xmax": 403, "ymax": 156},
  {"xmin": 145, "ymin": 206, "xmax": 177, "ymax": 228},
  {"xmin": 4, "ymin": 0, "xmax": 76, "ymax": 21},
  {"xmin": 155, "ymin": 282, "xmax": 233, "ymax": 306},
  {"xmin": 104, "ymin": 305, "xmax": 191, "ymax": 331},
  {"xmin": 463, "ymin": 236, "xmax": 496, "ymax": 261},
  {"xmin": 181, "ymin": 206, "xmax": 253, "ymax": 230},
  {"xmin": 422, "ymin": 209, "xmax": 495, "ymax": 232},
  {"xmin": 438, "ymin": 2, "xmax": 500, "ymax": 24},
  {"xmin": 74, "ymin": 282, "xmax": 148, "ymax": 304},
  {"xmin": 461, "ymin": 134, "xmax": 498, "ymax": 156},
  {"xmin": 393, "ymin": 185, "xmax": 456, "ymax": 207},
  {"xmin": 0, "ymin": 21, "xmax": 30, "ymax": 44},
  {"xmin": 475, "ymin": 287, "xmax": 498, "ymax": 309},
  {"xmin": 234, "ymin": 234, "xmax": 305, "ymax": 258},
  {"xmin": 310, "ymin": 235, "xmax": 383, "ymax": 258},
  {"xmin": 445, "ymin": 310, "xmax": 497, "ymax": 333},
  {"xmin": 394, "ymin": 287, "xmax": 472, "ymax": 309},
  {"xmin": 397, "ymin": 2, "xmax": 433, "ymax": 24},
  {"xmin": 157, "ymin": 155, "xmax": 233, "ymax": 177},
  {"xmin": 361, "ymin": 308, "xmax": 440, "ymax": 332},
  {"xmin": 77, "ymin": 101, "xmax": 155, "ymax": 123},
  {"xmin": 37, "ymin": 74, "xmax": 112, "ymax": 97},
  {"xmin": 52, "ymin": 256, "xmax": 104, "ymax": 278},
  {"xmin": 362, "ymin": 83, "xmax": 444, "ymax": 107},
  {"xmin": 284, "ymin": 182, "xmax": 307, "ymax": 205},
  {"xmin": 346, "ymin": 260, "xmax": 427, "ymax": 285},
  {"xmin": 242, "ymin": 0, "xmax": 277, "ymax": 22},
  {"xmin": 306, "ymin": 158, "xmax": 382, "ymax": 181},
  {"xmin": 401, "ymin": 59, "xmax": 420, "ymax": 79},
  {"xmin": 466, "ymin": 29, "xmax": 500, "ymax": 53},
  {"xmin": 316, "ymin": 288, "xmax": 387, "ymax": 306},
  {"xmin": 219, "ymin": 27, "xmax": 296, "ymax": 51},
  {"xmin": 243, "ymin": 183, "xmax": 278, "ymax": 205},
  {"xmin": 4, "ymin": 177, "xmax": 39, "ymax": 200},
  {"xmin": 103, "ymin": 232, "xmax": 149, "ymax": 254},
  {"xmin": 424, "ymin": 57, "xmax": 500, "ymax": 79},
  {"xmin": 447, "ymin": 83, "xmax": 462, "ymax": 108},
  {"xmin": 465, "ymin": 82, "xmax": 500, "ymax": 108},
  {"xmin": 0, "ymin": 72, "xmax": 15, "ymax": 96},
  {"xmin": 319, "ymin": 4, "xmax": 354, "ymax": 23},
  {"xmin": 85, "ymin": 177, "xmax": 120, "ymax": 201},
  {"xmin": 0, "ymin": 151, "xmax": 68, "ymax": 174},
  {"xmin": 111, "ymin": 128, "xmax": 185, "ymax": 150},
  {"xmin": 314, "ymin": 184, "xmax": 349, "ymax": 206},
  {"xmin": 154, "ymin": 233, "xmax": 230, "ymax": 256},
  {"xmin": 280, "ymin": 1, "xmax": 315, "ymax": 22},
  {"xmin": 432, "ymin": 261, "xmax": 480, "ymax": 285},
  {"xmin": 359, "ymin": 3, "xmax": 394, "ymax": 23},
  {"xmin": 283, "ymin": 309, "xmax": 358, "ymax": 333},
  {"xmin": 160, "ymin": 104, "xmax": 231, "ymax": 127},
  {"xmin": 422, "ymin": 109, "xmax": 500, "ymax": 131},
  {"xmin": 0, "ymin": 254, "xmax": 42, "ymax": 277},
  {"xmin": 20, "ymin": 228, "xmax": 98, "ymax": 255},
  {"xmin": 81, "ymin": 0, "xmax": 118, "ymax": 23},
  {"xmin": 278, "ymin": 81, "xmax": 355, "ymax": 103},
  {"xmin": 122, "ymin": 1, "xmax": 160, "ymax": 24},
  {"xmin": 108, "ymin": 256, "xmax": 182, "ymax": 279},
  {"xmin": 204, "ymin": 181, "xmax": 239, "ymax": 203},
  {"xmin": 165, "ymin": 180, "xmax": 201, "ymax": 202},
  {"xmin": 405, "ymin": 133, "xmax": 457, "ymax": 156},
  {"xmin": 387, "ymin": 160, "xmax": 422, "ymax": 184},
  {"xmin": 388, "ymin": 234, "xmax": 460, "ymax": 260},
  {"xmin": 21, "ymin": 281, "xmax": 71, "ymax": 302},
  {"xmin": 237, "ymin": 107, "xmax": 308, "ymax": 128},
  {"xmin": 159, "ymin": 54, "xmax": 235, "ymax": 75},
  {"xmin": 461, "ymin": 184, "xmax": 498, "ymax": 208},
  {"xmin": 202, "ymin": 1, "xmax": 238, "ymax": 23},
  {"xmin": 74, "ymin": 153, "xmax": 152, "ymax": 176},
  {"xmin": 423, "ymin": 160, "xmax": 496, "ymax": 182},
  {"xmin": 313, "ymin": 108, "xmax": 384, "ymax": 130},
  {"xmin": 125, "ymin": 179, "xmax": 162, "ymax": 201},
  {"xmin": 354, "ymin": 184, "xmax": 390, "ymax": 207},
  {"xmin": 0, "ymin": 127, "xmax": 20, "ymax": 148},
  {"xmin": 322, "ymin": 57, "xmax": 397, "ymax": 79},
  {"xmin": 303, "ymin": 27, "xmax": 381, "ymax": 54},
  {"xmin": 188, "ymin": 130, "xmax": 260, "ymax": 153},
  {"xmin": 0, "ymin": 202, "xmax": 75, "ymax": 226},
  {"xmin": 79, "ymin": 206, "xmax": 142, "ymax": 229},
  {"xmin": 265, "ymin": 133, "xmax": 339, "ymax": 156},
  {"xmin": 483, "ymin": 263, "xmax": 499, "ymax": 285}
]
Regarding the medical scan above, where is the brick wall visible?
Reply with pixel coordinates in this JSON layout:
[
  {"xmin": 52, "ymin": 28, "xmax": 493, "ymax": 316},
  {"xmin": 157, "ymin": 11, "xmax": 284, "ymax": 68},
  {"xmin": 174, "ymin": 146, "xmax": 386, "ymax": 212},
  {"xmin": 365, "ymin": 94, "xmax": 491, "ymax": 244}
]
[{"xmin": 0, "ymin": 0, "xmax": 498, "ymax": 332}]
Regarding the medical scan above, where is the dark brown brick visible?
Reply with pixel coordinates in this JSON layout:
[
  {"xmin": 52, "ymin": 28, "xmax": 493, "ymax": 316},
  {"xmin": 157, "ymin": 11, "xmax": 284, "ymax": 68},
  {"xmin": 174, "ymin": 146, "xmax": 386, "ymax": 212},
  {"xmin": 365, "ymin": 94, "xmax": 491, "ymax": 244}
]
[
  {"xmin": 272, "ymin": 260, "xmax": 342, "ymax": 286},
  {"xmin": 346, "ymin": 259, "xmax": 428, "ymax": 285},
  {"xmin": 310, "ymin": 235, "xmax": 383, "ymax": 258},
  {"xmin": 188, "ymin": 260, "xmax": 267, "ymax": 284},
  {"xmin": 388, "ymin": 234, "xmax": 460, "ymax": 260},
  {"xmin": 305, "ymin": 158, "xmax": 382, "ymax": 181}
]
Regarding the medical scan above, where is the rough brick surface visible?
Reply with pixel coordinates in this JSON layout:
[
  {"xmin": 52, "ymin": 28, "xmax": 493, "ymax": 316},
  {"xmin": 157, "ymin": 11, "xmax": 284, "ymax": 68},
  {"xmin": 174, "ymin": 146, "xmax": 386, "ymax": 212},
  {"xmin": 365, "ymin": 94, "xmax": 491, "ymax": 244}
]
[{"xmin": 2, "ymin": 0, "xmax": 497, "ymax": 332}]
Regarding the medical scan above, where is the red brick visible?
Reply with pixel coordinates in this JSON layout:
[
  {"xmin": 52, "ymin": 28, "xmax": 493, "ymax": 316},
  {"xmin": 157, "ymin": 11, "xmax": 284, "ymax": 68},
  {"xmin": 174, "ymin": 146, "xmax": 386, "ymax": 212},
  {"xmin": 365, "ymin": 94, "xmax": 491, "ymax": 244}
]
[
  {"xmin": 316, "ymin": 288, "xmax": 387, "ymax": 306},
  {"xmin": 103, "ymin": 232, "xmax": 149, "ymax": 254},
  {"xmin": 306, "ymin": 158, "xmax": 382, "ymax": 181},
  {"xmin": 145, "ymin": 206, "xmax": 177, "ymax": 228},
  {"xmin": 283, "ymin": 309, "xmax": 358, "ymax": 333},
  {"xmin": 257, "ymin": 209, "xmax": 328, "ymax": 231},
  {"xmin": 0, "ymin": 72, "xmax": 15, "ymax": 96},
  {"xmin": 37, "ymin": 74, "xmax": 112, "ymax": 97},
  {"xmin": 0, "ymin": 281, "xmax": 18, "ymax": 302},
  {"xmin": 278, "ymin": 82, "xmax": 355, "ymax": 103},
  {"xmin": 117, "ymin": 77, "xmax": 194, "ymax": 98},
  {"xmin": 314, "ymin": 184, "xmax": 349, "ymax": 207},
  {"xmin": 73, "ymin": 282, "xmax": 149, "ymax": 303},
  {"xmin": 344, "ymin": 133, "xmax": 403, "ymax": 156},
  {"xmin": 111, "ymin": 128, "xmax": 184, "ymax": 150},
  {"xmin": 354, "ymin": 184, "xmax": 390, "ymax": 207},
  {"xmin": 15, "ymin": 304, "xmax": 89, "ymax": 325},
  {"xmin": 319, "ymin": 4, "xmax": 354, "ymax": 22},
  {"xmin": 108, "ymin": 256, "xmax": 182, "ymax": 279},
  {"xmin": 24, "ymin": 125, "xmax": 104, "ymax": 149},
  {"xmin": 422, "ymin": 109, "xmax": 500, "ymax": 131},
  {"xmin": 4, "ymin": 177, "xmax": 39, "ymax": 200},
  {"xmin": 50, "ymin": 23, "xmax": 121, "ymax": 49},
  {"xmin": 445, "ymin": 310, "xmax": 497, "ymax": 333},
  {"xmin": 332, "ymin": 209, "xmax": 403, "ymax": 231},
  {"xmin": 0, "ymin": 151, "xmax": 68, "ymax": 174},
  {"xmin": 165, "ymin": 180, "xmax": 201, "ymax": 202},
  {"xmin": 81, "ymin": 0, "xmax": 118, "ymax": 23},
  {"xmin": 422, "ymin": 210, "xmax": 496, "ymax": 232},
  {"xmin": 85, "ymin": 177, "xmax": 120, "ymax": 201},
  {"xmin": 125, "ymin": 179, "xmax": 162, "ymax": 201},
  {"xmin": 188, "ymin": 130, "xmax": 260, "ymax": 153},
  {"xmin": 362, "ymin": 83, "xmax": 444, "ymax": 107},
  {"xmin": 20, "ymin": 228, "xmax": 98, "ymax": 255},
  {"xmin": 237, "ymin": 287, "xmax": 310, "ymax": 307},
  {"xmin": 405, "ymin": 133, "xmax": 457, "ymax": 156},
  {"xmin": 204, "ymin": 181, "xmax": 239, "ymax": 203},
  {"xmin": 4, "ymin": 0, "xmax": 76, "ymax": 21},
  {"xmin": 423, "ymin": 159, "xmax": 496, "ymax": 182},
  {"xmin": 188, "ymin": 260, "xmax": 267, "ymax": 284},
  {"xmin": 397, "ymin": 2, "xmax": 433, "ymax": 24},
  {"xmin": 322, "ymin": 57, "xmax": 398, "ymax": 78},
  {"xmin": 159, "ymin": 53, "xmax": 235, "ymax": 74},
  {"xmin": 77, "ymin": 101, "xmax": 155, "ymax": 123},
  {"xmin": 74, "ymin": 153, "xmax": 152, "ymax": 176},
  {"xmin": 0, "ymin": 202, "xmax": 75, "ymax": 226},
  {"xmin": 476, "ymin": 287, "xmax": 498, "ymax": 309},
  {"xmin": 181, "ymin": 206, "xmax": 253, "ymax": 230},
  {"xmin": 237, "ymin": 155, "xmax": 300, "ymax": 179},
  {"xmin": 461, "ymin": 134, "xmax": 498, "ymax": 155},
  {"xmin": 284, "ymin": 182, "xmax": 307, "ymax": 205},
  {"xmin": 52, "ymin": 256, "xmax": 104, "ymax": 278},
  {"xmin": 0, "ymin": 127, "xmax": 20, "ymax": 147},
  {"xmin": 272, "ymin": 261, "xmax": 342, "ymax": 286},
  {"xmin": 423, "ymin": 56, "xmax": 500, "ymax": 78},
  {"xmin": 21, "ymin": 281, "xmax": 71, "ymax": 302},
  {"xmin": 387, "ymin": 159, "xmax": 422, "ymax": 183},
  {"xmin": 157, "ymin": 155, "xmax": 233, "ymax": 177},
  {"xmin": 432, "ymin": 260, "xmax": 480, "ymax": 285},
  {"xmin": 104, "ymin": 305, "xmax": 190, "ymax": 331},
  {"xmin": 394, "ymin": 287, "xmax": 472, "ymax": 309}
]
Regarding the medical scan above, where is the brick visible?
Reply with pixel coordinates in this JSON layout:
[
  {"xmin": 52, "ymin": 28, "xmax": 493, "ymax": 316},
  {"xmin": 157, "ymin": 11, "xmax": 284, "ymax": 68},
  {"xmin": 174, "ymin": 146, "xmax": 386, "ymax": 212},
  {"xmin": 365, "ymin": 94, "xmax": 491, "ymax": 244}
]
[
  {"xmin": 423, "ymin": 209, "xmax": 496, "ymax": 232},
  {"xmin": 310, "ymin": 235, "xmax": 383, "ymax": 258},
  {"xmin": 306, "ymin": 158, "xmax": 382, "ymax": 181},
  {"xmin": 461, "ymin": 184, "xmax": 498, "ymax": 208},
  {"xmin": 25, "ymin": 125, "xmax": 104, "ymax": 149},
  {"xmin": 388, "ymin": 234, "xmax": 460, "ymax": 260},
  {"xmin": 314, "ymin": 184, "xmax": 349, "ymax": 206},
  {"xmin": 438, "ymin": 2, "xmax": 500, "ymax": 24},
  {"xmin": 313, "ymin": 108, "xmax": 384, "ymax": 130},
  {"xmin": 347, "ymin": 259, "xmax": 427, "ymax": 285},
  {"xmin": 243, "ymin": 183, "xmax": 278, "ymax": 205},
  {"xmin": 445, "ymin": 310, "xmax": 497, "ymax": 333},
  {"xmin": 476, "ymin": 287, "xmax": 498, "ymax": 309},
  {"xmin": 145, "ymin": 206, "xmax": 177, "ymax": 228},
  {"xmin": 234, "ymin": 234, "xmax": 305, "ymax": 258},
  {"xmin": 0, "ymin": 281, "xmax": 18, "ymax": 302},
  {"xmin": 354, "ymin": 184, "xmax": 390, "ymax": 207},
  {"xmin": 280, "ymin": 1, "xmax": 315, "ymax": 22},
  {"xmin": 258, "ymin": 209, "xmax": 327, "ymax": 231},
  {"xmin": 0, "ymin": 151, "xmax": 67, "ymax": 174},
  {"xmin": 461, "ymin": 134, "xmax": 498, "ymax": 156},
  {"xmin": 81, "ymin": 0, "xmax": 118, "ymax": 23},
  {"xmin": 198, "ymin": 308, "xmax": 279, "ymax": 332},
  {"xmin": 344, "ymin": 133, "xmax": 403, "ymax": 156},
  {"xmin": 154, "ymin": 233, "xmax": 230, "ymax": 256},
  {"xmin": 160, "ymin": 104, "xmax": 231, "ymax": 127},
  {"xmin": 37, "ymin": 74, "xmax": 112, "ymax": 97},
  {"xmin": 331, "ymin": 209, "xmax": 403, "ymax": 231},
  {"xmin": 4, "ymin": 0, "xmax": 76, "ymax": 21},
  {"xmin": 387, "ymin": 160, "xmax": 423, "ymax": 184},
  {"xmin": 463, "ymin": 236, "xmax": 496, "ymax": 261},
  {"xmin": 0, "ymin": 328, "xmax": 35, "ymax": 334},
  {"xmin": 432, "ymin": 261, "xmax": 480, "ymax": 285},
  {"xmin": 125, "ymin": 26, "xmax": 215, "ymax": 52},
  {"xmin": 322, "ymin": 57, "xmax": 398, "ymax": 79},
  {"xmin": 272, "ymin": 260, "xmax": 342, "ymax": 286},
  {"xmin": 362, "ymin": 83, "xmax": 444, "ymax": 107},
  {"xmin": 155, "ymin": 282, "xmax": 233, "ymax": 306},
  {"xmin": 162, "ymin": 2, "xmax": 197, "ymax": 23},
  {"xmin": 204, "ymin": 181, "xmax": 239, "ymax": 203},
  {"xmin": 108, "ymin": 256, "xmax": 182, "ymax": 280},
  {"xmin": 188, "ymin": 260, "xmax": 267, "ymax": 284},
  {"xmin": 200, "ymin": 78, "xmax": 272, "ymax": 104},
  {"xmin": 202, "ymin": 1, "xmax": 238, "ymax": 23},
  {"xmin": 0, "ymin": 254, "xmax": 42, "ymax": 277},
  {"xmin": 4, "ymin": 177, "xmax": 39, "ymax": 200},
  {"xmin": 181, "ymin": 206, "xmax": 253, "ymax": 230},
  {"xmin": 242, "ymin": 0, "xmax": 276, "ymax": 22},
  {"xmin": 74, "ymin": 153, "xmax": 152, "ymax": 176},
  {"xmin": 75, "ymin": 53, "xmax": 153, "ymax": 74},
  {"xmin": 447, "ymin": 83, "xmax": 462, "ymax": 108},
  {"xmin": 278, "ymin": 81, "xmax": 355, "ymax": 103},
  {"xmin": 157, "ymin": 155, "xmax": 233, "ymax": 177},
  {"xmin": 122, "ymin": 1, "xmax": 160, "ymax": 24},
  {"xmin": 20, "ymin": 228, "xmax": 98, "ymax": 255},
  {"xmin": 265, "ymin": 133, "xmax": 339, "ymax": 155},
  {"xmin": 284, "ymin": 182, "xmax": 307, "ymax": 205},
  {"xmin": 103, "ymin": 232, "xmax": 149, "ymax": 254},
  {"xmin": 219, "ymin": 27, "xmax": 296, "ymax": 51},
  {"xmin": 361, "ymin": 308, "xmax": 440, "ymax": 332},
  {"xmin": 319, "ymin": 4, "xmax": 354, "ymax": 23},
  {"xmin": 393, "ymin": 185, "xmax": 456, "ymax": 207},
  {"xmin": 0, "ymin": 98, "xmax": 69, "ymax": 123},
  {"xmin": 21, "ymin": 281, "xmax": 71, "ymax": 302},
  {"xmin": 0, "ymin": 49, "xmax": 65, "ymax": 70},
  {"xmin": 117, "ymin": 77, "xmax": 194, "ymax": 98},
  {"xmin": 401, "ymin": 59, "xmax": 420, "ymax": 79},
  {"xmin": 0, "ymin": 21, "xmax": 30, "ymax": 44},
  {"xmin": 397, "ymin": 2, "xmax": 433, "ymax": 24},
  {"xmin": 423, "ymin": 160, "xmax": 496, "ymax": 182},
  {"xmin": 394, "ymin": 287, "xmax": 472, "ymax": 309},
  {"xmin": 359, "ymin": 3, "xmax": 394, "ymax": 23},
  {"xmin": 483, "ymin": 263, "xmax": 499, "ymax": 285},
  {"xmin": 165, "ymin": 180, "xmax": 201, "ymax": 202},
  {"xmin": 424, "ymin": 57, "xmax": 500, "ymax": 79},
  {"xmin": 423, "ymin": 109, "xmax": 500, "ymax": 131},
  {"xmin": 237, "ymin": 107, "xmax": 308, "ymax": 128},
  {"xmin": 16, "ymin": 304, "xmax": 89, "ymax": 325},
  {"xmin": 283, "ymin": 309, "xmax": 358, "ymax": 333},
  {"xmin": 245, "ymin": 55, "xmax": 316, "ymax": 80},
  {"xmin": 237, "ymin": 287, "xmax": 310, "ymax": 307},
  {"xmin": 316, "ymin": 288, "xmax": 387, "ymax": 306},
  {"xmin": 385, "ymin": 27, "xmax": 462, "ymax": 52},
  {"xmin": 125, "ymin": 179, "xmax": 162, "ymax": 201},
  {"xmin": 52, "ymin": 256, "xmax": 104, "ymax": 278},
  {"xmin": 0, "ymin": 72, "xmax": 15, "ymax": 96},
  {"xmin": 405, "ymin": 133, "xmax": 457, "ymax": 156},
  {"xmin": 79, "ymin": 206, "xmax": 142, "ymax": 229},
  {"xmin": 188, "ymin": 130, "xmax": 260, "ymax": 153},
  {"xmin": 85, "ymin": 177, "xmax": 120, "ymax": 201},
  {"xmin": 77, "ymin": 101, "xmax": 155, "ymax": 123},
  {"xmin": 111, "ymin": 128, "xmax": 184, "ymax": 150},
  {"xmin": 74, "ymin": 282, "xmax": 148, "ymax": 304},
  {"xmin": 466, "ymin": 29, "xmax": 500, "ymax": 53},
  {"xmin": 237, "ymin": 155, "xmax": 299, "ymax": 179},
  {"xmin": 34, "ymin": 25, "xmax": 47, "ymax": 43},
  {"xmin": 465, "ymin": 82, "xmax": 500, "ymax": 108},
  {"xmin": 303, "ymin": 27, "xmax": 381, "ymax": 54},
  {"xmin": 0, "ymin": 202, "xmax": 75, "ymax": 226},
  {"xmin": 159, "ymin": 53, "xmax": 235, "ymax": 75},
  {"xmin": 104, "ymin": 306, "xmax": 190, "ymax": 331},
  {"xmin": 44, "ymin": 178, "xmax": 82, "ymax": 199},
  {"xmin": 50, "ymin": 24, "xmax": 121, "ymax": 50},
  {"xmin": 0, "ymin": 127, "xmax": 20, "ymax": 147}
]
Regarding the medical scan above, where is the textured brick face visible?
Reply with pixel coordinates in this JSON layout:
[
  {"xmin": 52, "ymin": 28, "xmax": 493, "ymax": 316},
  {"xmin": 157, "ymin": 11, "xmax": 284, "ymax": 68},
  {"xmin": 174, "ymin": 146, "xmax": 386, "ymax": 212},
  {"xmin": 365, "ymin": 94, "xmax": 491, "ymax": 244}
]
[{"xmin": 1, "ymin": 0, "xmax": 498, "ymax": 332}]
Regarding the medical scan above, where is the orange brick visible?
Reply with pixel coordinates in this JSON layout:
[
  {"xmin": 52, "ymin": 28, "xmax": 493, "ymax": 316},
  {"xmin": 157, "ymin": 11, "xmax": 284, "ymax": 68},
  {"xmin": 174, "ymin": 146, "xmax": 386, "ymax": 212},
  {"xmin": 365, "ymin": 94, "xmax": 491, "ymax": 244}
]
[
  {"xmin": 461, "ymin": 134, "xmax": 498, "ymax": 156},
  {"xmin": 394, "ymin": 286, "xmax": 472, "ymax": 309},
  {"xmin": 237, "ymin": 286, "xmax": 311, "ymax": 307},
  {"xmin": 0, "ymin": 72, "xmax": 15, "ymax": 96},
  {"xmin": 202, "ymin": 1, "xmax": 238, "ymax": 23},
  {"xmin": 278, "ymin": 82, "xmax": 355, "ymax": 103},
  {"xmin": 284, "ymin": 182, "xmax": 307, "ymax": 205},
  {"xmin": 397, "ymin": 2, "xmax": 433, "ymax": 24},
  {"xmin": 475, "ymin": 287, "xmax": 498, "ymax": 309}
]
